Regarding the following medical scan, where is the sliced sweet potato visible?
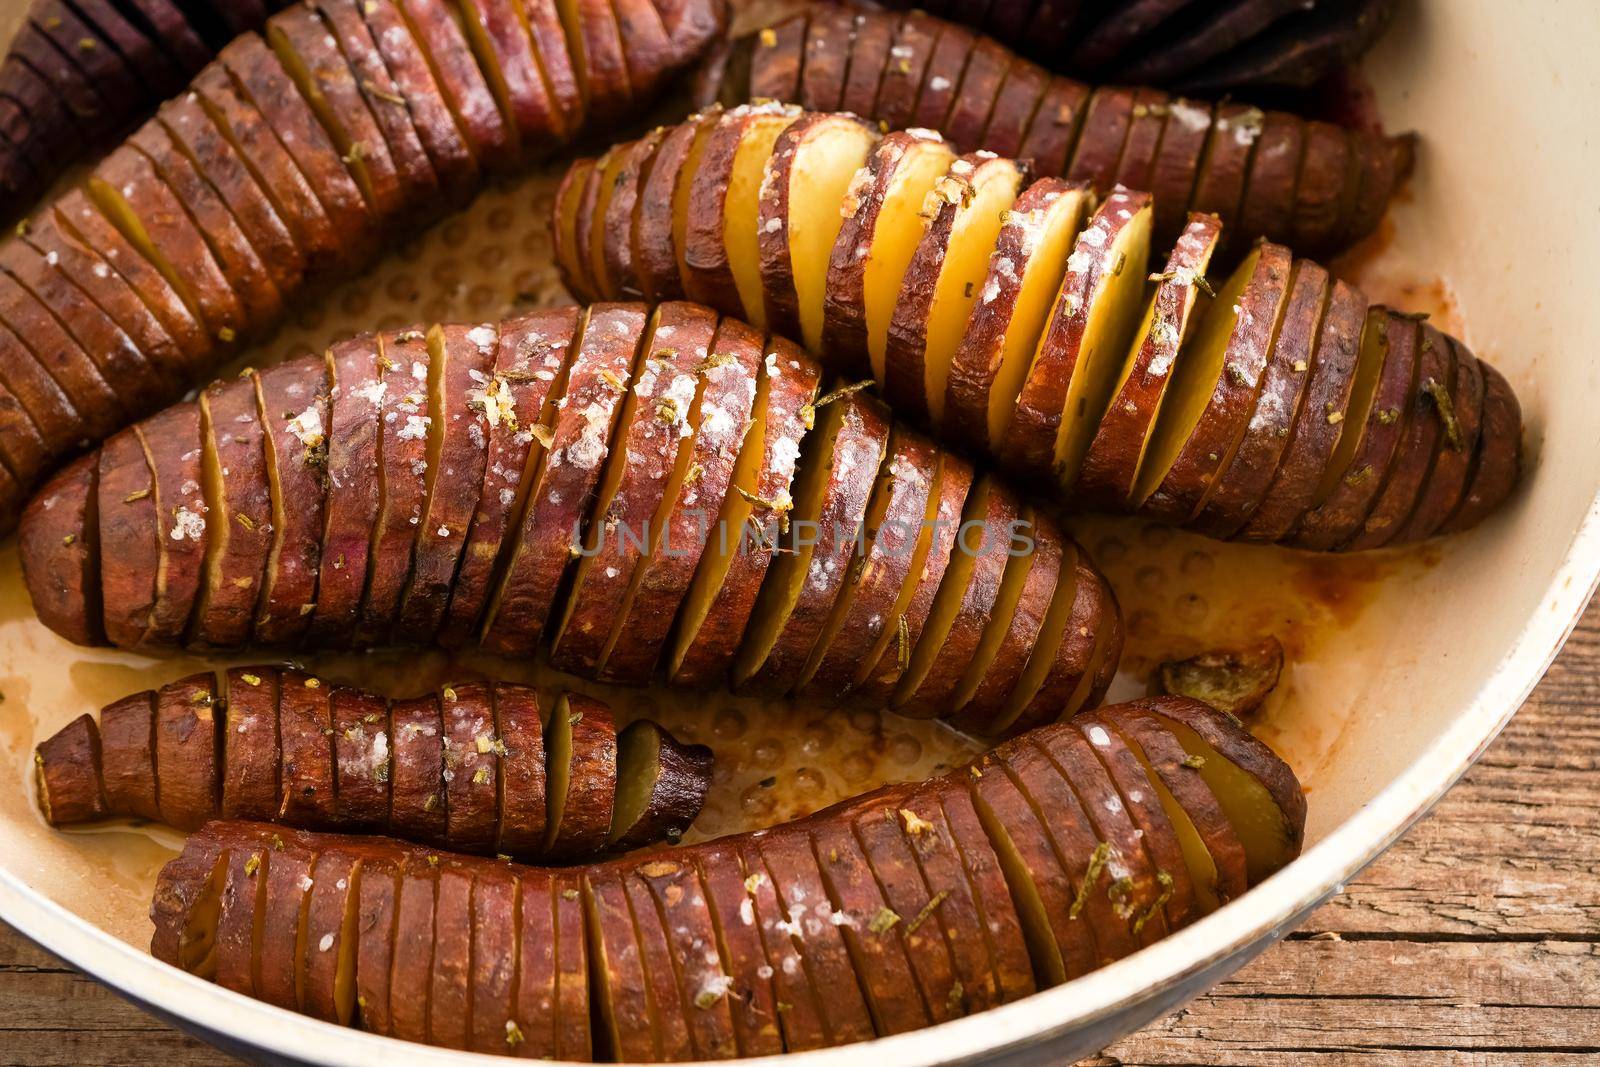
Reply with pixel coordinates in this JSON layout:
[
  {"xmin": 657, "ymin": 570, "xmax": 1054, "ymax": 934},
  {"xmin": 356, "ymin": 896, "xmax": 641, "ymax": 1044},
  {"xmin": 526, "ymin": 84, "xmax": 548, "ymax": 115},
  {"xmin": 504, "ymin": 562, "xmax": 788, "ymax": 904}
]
[
  {"xmin": 138, "ymin": 404, "xmax": 207, "ymax": 644},
  {"xmin": 508, "ymin": 868, "xmax": 558, "ymax": 1056},
  {"xmin": 155, "ymin": 88, "xmax": 306, "ymax": 298},
  {"xmin": 597, "ymin": 128, "xmax": 665, "ymax": 301},
  {"xmin": 394, "ymin": 324, "xmax": 495, "ymax": 642},
  {"xmin": 214, "ymin": 841, "xmax": 268, "ymax": 998},
  {"xmin": 98, "ymin": 691, "xmax": 160, "ymax": 821},
  {"xmin": 850, "ymin": 452, "xmax": 974, "ymax": 705},
  {"xmin": 266, "ymin": 4, "xmax": 406, "ymax": 221},
  {"xmin": 1240, "ymin": 277, "xmax": 1368, "ymax": 542},
  {"xmin": 551, "ymin": 867, "xmax": 592, "ymax": 1059},
  {"xmin": 466, "ymin": 865, "xmax": 519, "ymax": 1054},
  {"xmin": 911, "ymin": 19, "xmax": 978, "ymax": 131},
  {"xmin": 490, "ymin": 682, "xmax": 546, "ymax": 858},
  {"xmin": 755, "ymin": 827, "xmax": 876, "ymax": 1045},
  {"xmin": 732, "ymin": 391, "xmax": 891, "ymax": 696},
  {"xmin": 221, "ymin": 667, "xmax": 281, "ymax": 822},
  {"xmin": 357, "ymin": 327, "xmax": 431, "ymax": 645},
  {"xmin": 354, "ymin": 855, "xmax": 400, "ymax": 1035},
  {"xmin": 621, "ymin": 864, "xmax": 696, "ymax": 1060},
  {"xmin": 1192, "ymin": 258, "xmax": 1328, "ymax": 535},
  {"xmin": 884, "ymin": 153, "xmax": 1026, "ymax": 424},
  {"xmin": 1396, "ymin": 335, "xmax": 1484, "ymax": 543},
  {"xmin": 428, "ymin": 862, "xmax": 474, "ymax": 1049},
  {"xmin": 301, "ymin": 850, "xmax": 363, "ymax": 1024},
  {"xmin": 34, "ymin": 713, "xmax": 108, "ymax": 825},
  {"xmin": 1075, "ymin": 213, "xmax": 1224, "ymax": 511},
  {"xmin": 387, "ymin": 857, "xmax": 436, "ymax": 1043},
  {"xmin": 257, "ymin": 841, "xmax": 313, "ymax": 1011},
  {"xmin": 96, "ymin": 428, "xmax": 159, "ymax": 649},
  {"xmin": 576, "ymin": 145, "xmax": 627, "ymax": 299},
  {"xmin": 633, "ymin": 109, "xmax": 719, "ymax": 304},
  {"xmin": 756, "ymin": 112, "xmax": 879, "ymax": 352},
  {"xmin": 305, "ymin": 338, "xmax": 381, "ymax": 645},
  {"xmin": 681, "ymin": 101, "xmax": 801, "ymax": 327},
  {"xmin": 1440, "ymin": 361, "xmax": 1522, "ymax": 536},
  {"xmin": 0, "ymin": 299, "xmax": 91, "ymax": 457},
  {"xmin": 583, "ymin": 867, "xmax": 656, "ymax": 1061},
  {"xmin": 689, "ymin": 840, "xmax": 785, "ymax": 1056},
  {"xmin": 943, "ymin": 177, "xmax": 1091, "ymax": 455},
  {"xmin": 608, "ymin": 720, "xmax": 712, "ymax": 851},
  {"xmin": 543, "ymin": 693, "xmax": 617, "ymax": 859},
  {"xmin": 276, "ymin": 670, "xmax": 336, "ymax": 828},
  {"xmin": 482, "ymin": 303, "xmax": 646, "ymax": 656},
  {"xmin": 440, "ymin": 308, "xmax": 580, "ymax": 648},
  {"xmin": 440, "ymin": 681, "xmax": 498, "ymax": 854},
  {"xmin": 252, "ymin": 359, "xmax": 329, "ymax": 645},
  {"xmin": 550, "ymin": 305, "xmax": 712, "ymax": 676},
  {"xmin": 800, "ymin": 429, "xmax": 939, "ymax": 700},
  {"xmin": 389, "ymin": 693, "xmax": 448, "ymax": 847},
  {"xmin": 556, "ymin": 0, "xmax": 632, "ymax": 128},
  {"xmin": 1346, "ymin": 320, "xmax": 1454, "ymax": 550},
  {"xmin": 668, "ymin": 333, "xmax": 820, "ymax": 687},
  {"xmin": 352, "ymin": 0, "xmax": 478, "ymax": 200},
  {"xmin": 0, "ymin": 263, "xmax": 124, "ymax": 439},
  {"xmin": 871, "ymin": 10, "xmax": 940, "ymax": 132},
  {"xmin": 18, "ymin": 454, "xmax": 101, "ymax": 647},
  {"xmin": 598, "ymin": 312, "xmax": 764, "ymax": 684},
  {"xmin": 1003, "ymin": 188, "xmax": 1154, "ymax": 486},
  {"xmin": 149, "ymin": 838, "xmax": 229, "ymax": 980},
  {"xmin": 1134, "ymin": 242, "xmax": 1294, "ymax": 522},
  {"xmin": 1291, "ymin": 310, "xmax": 1419, "ymax": 549},
  {"xmin": 822, "ymin": 129, "xmax": 955, "ymax": 383}
]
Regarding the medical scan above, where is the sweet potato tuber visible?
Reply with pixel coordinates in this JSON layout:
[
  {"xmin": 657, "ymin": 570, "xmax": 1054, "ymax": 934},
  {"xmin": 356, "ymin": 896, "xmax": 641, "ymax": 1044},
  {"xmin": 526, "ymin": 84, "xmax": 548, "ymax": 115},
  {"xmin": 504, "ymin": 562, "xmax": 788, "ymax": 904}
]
[
  {"xmin": 34, "ymin": 666, "xmax": 709, "ymax": 859},
  {"xmin": 559, "ymin": 117, "xmax": 1522, "ymax": 550},
  {"xmin": 150, "ymin": 697, "xmax": 1305, "ymax": 1057}
]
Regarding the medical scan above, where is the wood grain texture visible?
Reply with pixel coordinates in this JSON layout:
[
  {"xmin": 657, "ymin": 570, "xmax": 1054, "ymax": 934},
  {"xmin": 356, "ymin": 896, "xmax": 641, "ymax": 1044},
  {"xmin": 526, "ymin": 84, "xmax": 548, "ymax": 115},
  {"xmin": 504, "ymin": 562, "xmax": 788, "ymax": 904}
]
[{"xmin": 4, "ymin": 599, "xmax": 1600, "ymax": 1064}]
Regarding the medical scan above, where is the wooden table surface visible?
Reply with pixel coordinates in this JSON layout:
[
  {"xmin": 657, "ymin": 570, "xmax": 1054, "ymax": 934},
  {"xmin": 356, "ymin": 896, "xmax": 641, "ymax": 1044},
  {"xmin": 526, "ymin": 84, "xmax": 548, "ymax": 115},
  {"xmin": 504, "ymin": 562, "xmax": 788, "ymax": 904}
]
[{"xmin": 5, "ymin": 604, "xmax": 1598, "ymax": 1066}]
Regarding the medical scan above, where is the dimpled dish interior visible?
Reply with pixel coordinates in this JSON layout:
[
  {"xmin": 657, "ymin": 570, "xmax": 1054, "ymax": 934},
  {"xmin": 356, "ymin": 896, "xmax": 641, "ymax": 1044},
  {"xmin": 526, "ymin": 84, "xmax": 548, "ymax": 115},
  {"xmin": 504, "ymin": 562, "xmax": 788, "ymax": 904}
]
[{"xmin": 1, "ymin": 1, "xmax": 1598, "ymax": 1064}]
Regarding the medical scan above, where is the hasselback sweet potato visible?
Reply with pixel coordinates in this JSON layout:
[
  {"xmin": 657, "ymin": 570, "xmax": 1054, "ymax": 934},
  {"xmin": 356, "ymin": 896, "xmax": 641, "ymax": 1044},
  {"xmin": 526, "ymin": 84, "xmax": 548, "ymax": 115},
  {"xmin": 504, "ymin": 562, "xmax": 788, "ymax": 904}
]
[
  {"xmin": 149, "ymin": 697, "xmax": 1305, "ymax": 1058},
  {"xmin": 21, "ymin": 302, "xmax": 1123, "ymax": 734},
  {"xmin": 0, "ymin": 0, "xmax": 727, "ymax": 533},
  {"xmin": 0, "ymin": 1, "xmax": 274, "ymax": 216},
  {"xmin": 34, "ymin": 666, "xmax": 711, "ymax": 858},
  {"xmin": 692, "ymin": 4, "xmax": 1412, "ymax": 260},
  {"xmin": 870, "ymin": 0, "xmax": 1399, "ymax": 100},
  {"xmin": 557, "ymin": 117, "xmax": 1523, "ymax": 550}
]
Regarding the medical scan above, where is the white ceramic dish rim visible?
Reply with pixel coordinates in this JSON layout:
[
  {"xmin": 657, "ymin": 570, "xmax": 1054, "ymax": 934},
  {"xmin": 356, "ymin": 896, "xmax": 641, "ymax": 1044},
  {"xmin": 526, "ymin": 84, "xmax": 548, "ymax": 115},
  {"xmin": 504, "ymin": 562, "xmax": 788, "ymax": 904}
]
[{"xmin": 4, "ymin": 485, "xmax": 1595, "ymax": 1065}]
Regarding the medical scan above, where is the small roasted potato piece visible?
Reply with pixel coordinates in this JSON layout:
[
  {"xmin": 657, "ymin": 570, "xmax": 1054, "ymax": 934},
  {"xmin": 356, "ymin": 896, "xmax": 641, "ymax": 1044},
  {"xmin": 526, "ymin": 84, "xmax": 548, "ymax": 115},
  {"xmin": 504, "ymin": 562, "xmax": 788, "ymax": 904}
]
[
  {"xmin": 1157, "ymin": 637, "xmax": 1286, "ymax": 720},
  {"xmin": 608, "ymin": 720, "xmax": 713, "ymax": 851}
]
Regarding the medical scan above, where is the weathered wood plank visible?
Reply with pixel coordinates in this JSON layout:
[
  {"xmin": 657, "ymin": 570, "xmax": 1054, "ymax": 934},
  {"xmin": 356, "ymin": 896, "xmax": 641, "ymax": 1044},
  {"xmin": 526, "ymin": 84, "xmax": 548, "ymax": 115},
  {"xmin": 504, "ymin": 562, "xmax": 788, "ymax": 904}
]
[{"xmin": 3, "ymin": 610, "xmax": 1598, "ymax": 1064}]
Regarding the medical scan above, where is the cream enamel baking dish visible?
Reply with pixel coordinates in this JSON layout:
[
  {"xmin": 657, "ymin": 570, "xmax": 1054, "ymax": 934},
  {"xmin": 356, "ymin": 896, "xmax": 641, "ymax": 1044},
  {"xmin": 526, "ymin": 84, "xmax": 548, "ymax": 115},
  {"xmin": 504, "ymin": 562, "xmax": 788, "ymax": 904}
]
[{"xmin": 2, "ymin": 0, "xmax": 1598, "ymax": 1063}]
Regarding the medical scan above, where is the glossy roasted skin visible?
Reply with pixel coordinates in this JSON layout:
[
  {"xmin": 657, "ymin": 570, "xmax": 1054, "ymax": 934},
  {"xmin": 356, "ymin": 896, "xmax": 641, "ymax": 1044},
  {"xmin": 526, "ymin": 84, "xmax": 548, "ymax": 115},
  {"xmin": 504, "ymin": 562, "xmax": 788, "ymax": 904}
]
[
  {"xmin": 33, "ymin": 666, "xmax": 710, "ymax": 860},
  {"xmin": 558, "ymin": 117, "xmax": 1522, "ymax": 551},
  {"xmin": 20, "ymin": 303, "xmax": 1122, "ymax": 733},
  {"xmin": 693, "ymin": 3, "xmax": 1413, "ymax": 261},
  {"xmin": 150, "ymin": 697, "xmax": 1306, "ymax": 1059},
  {"xmin": 869, "ymin": 0, "xmax": 1399, "ymax": 100},
  {"xmin": 0, "ymin": 0, "xmax": 727, "ymax": 533}
]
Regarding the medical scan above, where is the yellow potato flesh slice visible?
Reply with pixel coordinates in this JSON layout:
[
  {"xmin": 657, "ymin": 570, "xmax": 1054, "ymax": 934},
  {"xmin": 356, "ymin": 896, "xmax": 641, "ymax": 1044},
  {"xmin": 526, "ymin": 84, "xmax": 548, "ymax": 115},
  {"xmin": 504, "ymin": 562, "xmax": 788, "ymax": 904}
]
[
  {"xmin": 555, "ymin": 159, "xmax": 594, "ymax": 291},
  {"xmin": 1054, "ymin": 206, "xmax": 1155, "ymax": 489},
  {"xmin": 787, "ymin": 122, "xmax": 878, "ymax": 352},
  {"xmin": 724, "ymin": 114, "xmax": 798, "ymax": 330},
  {"xmin": 948, "ymin": 506, "xmax": 1037, "ymax": 711},
  {"xmin": 666, "ymin": 357, "xmax": 773, "ymax": 678},
  {"xmin": 543, "ymin": 693, "xmax": 577, "ymax": 851},
  {"xmin": 608, "ymin": 721, "xmax": 662, "ymax": 843},
  {"xmin": 795, "ymin": 428, "xmax": 900, "ymax": 689},
  {"xmin": 266, "ymin": 24, "xmax": 381, "ymax": 206},
  {"xmin": 671, "ymin": 115, "xmax": 718, "ymax": 295},
  {"xmin": 923, "ymin": 166, "xmax": 1023, "ymax": 424},
  {"xmin": 1131, "ymin": 247, "xmax": 1259, "ymax": 506},
  {"xmin": 1111, "ymin": 728, "xmax": 1223, "ymax": 913},
  {"xmin": 986, "ymin": 189, "xmax": 1090, "ymax": 448},
  {"xmin": 1155, "ymin": 715, "xmax": 1297, "ymax": 883},
  {"xmin": 1310, "ymin": 307, "xmax": 1387, "ymax": 503},
  {"xmin": 554, "ymin": 0, "xmax": 591, "ymax": 113},
  {"xmin": 851, "ymin": 452, "xmax": 947, "ymax": 689},
  {"xmin": 982, "ymin": 539, "xmax": 1080, "ymax": 737},
  {"xmin": 891, "ymin": 477, "xmax": 992, "ymax": 706},
  {"xmin": 730, "ymin": 397, "xmax": 848, "ymax": 684},
  {"xmin": 864, "ymin": 141, "xmax": 956, "ymax": 383},
  {"xmin": 180, "ymin": 851, "xmax": 231, "ymax": 978},
  {"xmin": 452, "ymin": 0, "xmax": 523, "ymax": 149}
]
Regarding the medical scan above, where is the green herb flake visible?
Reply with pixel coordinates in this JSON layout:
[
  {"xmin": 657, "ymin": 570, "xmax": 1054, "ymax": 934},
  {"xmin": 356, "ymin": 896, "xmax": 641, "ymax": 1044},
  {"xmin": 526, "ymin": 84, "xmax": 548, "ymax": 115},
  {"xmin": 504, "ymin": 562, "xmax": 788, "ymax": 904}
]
[
  {"xmin": 1070, "ymin": 842, "xmax": 1112, "ymax": 919},
  {"xmin": 867, "ymin": 907, "xmax": 901, "ymax": 934}
]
